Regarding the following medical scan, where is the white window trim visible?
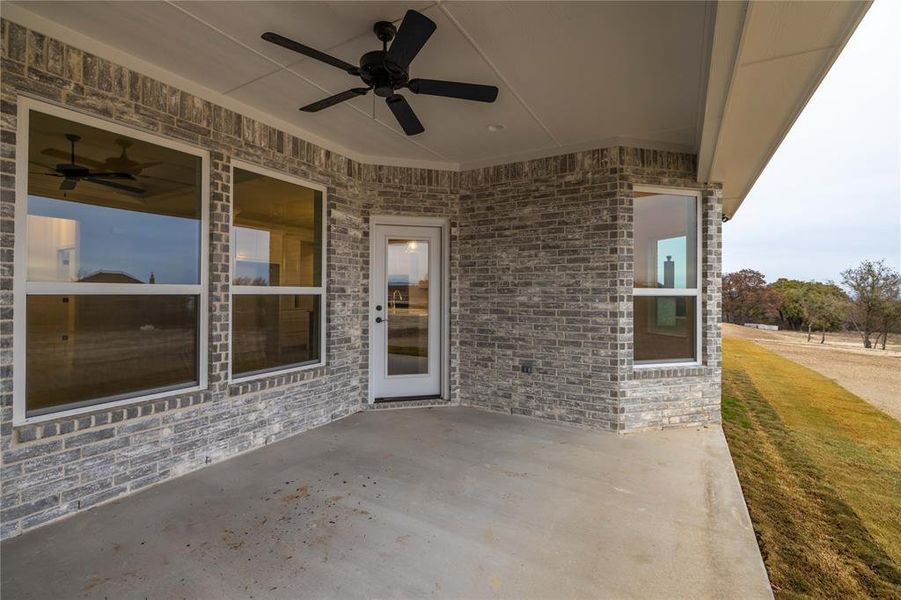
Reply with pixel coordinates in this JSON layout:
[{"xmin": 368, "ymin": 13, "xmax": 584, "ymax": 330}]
[
  {"xmin": 227, "ymin": 160, "xmax": 327, "ymax": 384},
  {"xmin": 13, "ymin": 96, "xmax": 210, "ymax": 425},
  {"xmin": 632, "ymin": 185, "xmax": 703, "ymax": 369}
]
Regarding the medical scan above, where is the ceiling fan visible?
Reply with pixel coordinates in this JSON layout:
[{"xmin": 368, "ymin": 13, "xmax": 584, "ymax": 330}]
[
  {"xmin": 262, "ymin": 9, "xmax": 499, "ymax": 135},
  {"xmin": 38, "ymin": 134, "xmax": 145, "ymax": 195},
  {"xmin": 41, "ymin": 137, "xmax": 160, "ymax": 177}
]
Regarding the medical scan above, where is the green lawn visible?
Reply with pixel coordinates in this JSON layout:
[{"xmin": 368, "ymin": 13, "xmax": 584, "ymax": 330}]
[{"xmin": 721, "ymin": 337, "xmax": 901, "ymax": 599}]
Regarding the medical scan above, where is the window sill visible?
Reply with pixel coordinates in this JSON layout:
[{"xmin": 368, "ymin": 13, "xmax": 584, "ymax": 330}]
[
  {"xmin": 630, "ymin": 362, "xmax": 712, "ymax": 380},
  {"xmin": 13, "ymin": 383, "xmax": 206, "ymax": 427},
  {"xmin": 633, "ymin": 361, "xmax": 701, "ymax": 370},
  {"xmin": 228, "ymin": 360, "xmax": 326, "ymax": 386}
]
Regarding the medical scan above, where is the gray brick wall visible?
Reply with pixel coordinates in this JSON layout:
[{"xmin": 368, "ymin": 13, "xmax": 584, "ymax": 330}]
[
  {"xmin": 1, "ymin": 18, "xmax": 723, "ymax": 539},
  {"xmin": 457, "ymin": 150, "xmax": 722, "ymax": 431},
  {"xmin": 457, "ymin": 152, "xmax": 623, "ymax": 428}
]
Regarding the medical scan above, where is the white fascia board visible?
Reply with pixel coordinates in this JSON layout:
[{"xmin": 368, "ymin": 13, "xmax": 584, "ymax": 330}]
[{"xmin": 696, "ymin": 0, "xmax": 749, "ymax": 187}]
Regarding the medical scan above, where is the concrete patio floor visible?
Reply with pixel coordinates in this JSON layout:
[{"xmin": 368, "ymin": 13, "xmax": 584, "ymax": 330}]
[{"xmin": 1, "ymin": 407, "xmax": 771, "ymax": 599}]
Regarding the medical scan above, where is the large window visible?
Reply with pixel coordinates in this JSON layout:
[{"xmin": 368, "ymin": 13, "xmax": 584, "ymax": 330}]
[
  {"xmin": 230, "ymin": 165, "xmax": 325, "ymax": 379},
  {"xmin": 16, "ymin": 102, "xmax": 207, "ymax": 422},
  {"xmin": 632, "ymin": 188, "xmax": 701, "ymax": 365}
]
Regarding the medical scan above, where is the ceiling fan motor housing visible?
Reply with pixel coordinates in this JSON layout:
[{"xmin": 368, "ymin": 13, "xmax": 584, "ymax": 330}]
[
  {"xmin": 360, "ymin": 50, "xmax": 407, "ymax": 98},
  {"xmin": 55, "ymin": 163, "xmax": 90, "ymax": 178}
]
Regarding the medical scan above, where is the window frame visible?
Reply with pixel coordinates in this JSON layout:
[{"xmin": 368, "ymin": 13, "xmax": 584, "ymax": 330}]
[
  {"xmin": 228, "ymin": 160, "xmax": 327, "ymax": 383},
  {"xmin": 632, "ymin": 185, "xmax": 703, "ymax": 368},
  {"xmin": 13, "ymin": 97, "xmax": 210, "ymax": 425}
]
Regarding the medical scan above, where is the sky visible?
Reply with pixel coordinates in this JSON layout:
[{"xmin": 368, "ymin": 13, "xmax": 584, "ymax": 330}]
[
  {"xmin": 723, "ymin": 0, "xmax": 900, "ymax": 285},
  {"xmin": 28, "ymin": 195, "xmax": 200, "ymax": 284}
]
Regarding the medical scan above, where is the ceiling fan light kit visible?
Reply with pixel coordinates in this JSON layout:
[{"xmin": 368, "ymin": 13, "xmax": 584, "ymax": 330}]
[{"xmin": 262, "ymin": 9, "xmax": 499, "ymax": 136}]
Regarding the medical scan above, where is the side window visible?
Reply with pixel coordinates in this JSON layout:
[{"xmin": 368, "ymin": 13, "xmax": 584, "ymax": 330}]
[
  {"xmin": 230, "ymin": 167, "xmax": 325, "ymax": 378},
  {"xmin": 632, "ymin": 190, "xmax": 700, "ymax": 364}
]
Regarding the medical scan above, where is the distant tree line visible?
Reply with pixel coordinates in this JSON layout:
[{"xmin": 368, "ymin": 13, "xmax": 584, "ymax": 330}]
[{"xmin": 722, "ymin": 260, "xmax": 901, "ymax": 349}]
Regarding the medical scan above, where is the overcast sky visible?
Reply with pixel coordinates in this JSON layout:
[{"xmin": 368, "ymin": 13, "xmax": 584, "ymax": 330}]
[{"xmin": 723, "ymin": 0, "xmax": 900, "ymax": 285}]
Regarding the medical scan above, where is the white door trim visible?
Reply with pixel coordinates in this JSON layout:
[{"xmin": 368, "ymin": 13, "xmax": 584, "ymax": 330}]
[{"xmin": 368, "ymin": 215, "xmax": 449, "ymax": 403}]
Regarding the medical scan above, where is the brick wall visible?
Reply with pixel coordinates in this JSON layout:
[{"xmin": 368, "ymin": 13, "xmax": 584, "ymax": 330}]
[
  {"xmin": 457, "ymin": 150, "xmax": 722, "ymax": 430},
  {"xmin": 0, "ymin": 18, "xmax": 723, "ymax": 539},
  {"xmin": 457, "ymin": 152, "xmax": 623, "ymax": 428}
]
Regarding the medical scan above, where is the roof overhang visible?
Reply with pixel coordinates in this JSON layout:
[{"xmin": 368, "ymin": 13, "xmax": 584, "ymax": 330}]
[
  {"xmin": 2, "ymin": 1, "xmax": 872, "ymax": 198},
  {"xmin": 698, "ymin": 0, "xmax": 871, "ymax": 218}
]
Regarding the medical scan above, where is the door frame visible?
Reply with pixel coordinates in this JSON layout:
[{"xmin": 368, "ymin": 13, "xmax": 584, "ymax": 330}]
[{"xmin": 368, "ymin": 215, "xmax": 450, "ymax": 403}]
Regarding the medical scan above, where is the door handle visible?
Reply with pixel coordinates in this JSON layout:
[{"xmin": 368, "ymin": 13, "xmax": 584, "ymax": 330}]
[{"xmin": 375, "ymin": 316, "xmax": 387, "ymax": 324}]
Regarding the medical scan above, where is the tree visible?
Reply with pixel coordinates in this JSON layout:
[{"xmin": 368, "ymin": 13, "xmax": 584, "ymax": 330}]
[
  {"xmin": 768, "ymin": 279, "xmax": 847, "ymax": 334},
  {"xmin": 722, "ymin": 269, "xmax": 781, "ymax": 324},
  {"xmin": 841, "ymin": 260, "xmax": 901, "ymax": 349},
  {"xmin": 769, "ymin": 279, "xmax": 806, "ymax": 330},
  {"xmin": 875, "ymin": 296, "xmax": 901, "ymax": 350},
  {"xmin": 797, "ymin": 283, "xmax": 848, "ymax": 343},
  {"xmin": 818, "ymin": 291, "xmax": 850, "ymax": 344}
]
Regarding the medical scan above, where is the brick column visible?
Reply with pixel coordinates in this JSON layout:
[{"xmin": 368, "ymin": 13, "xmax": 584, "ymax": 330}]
[{"xmin": 208, "ymin": 151, "xmax": 231, "ymax": 394}]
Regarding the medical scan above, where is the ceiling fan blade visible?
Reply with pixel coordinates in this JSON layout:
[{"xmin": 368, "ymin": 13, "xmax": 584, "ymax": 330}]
[
  {"xmin": 88, "ymin": 171, "xmax": 137, "ymax": 180},
  {"xmin": 300, "ymin": 88, "xmax": 371, "ymax": 113},
  {"xmin": 408, "ymin": 78, "xmax": 498, "ymax": 103},
  {"xmin": 261, "ymin": 32, "xmax": 359, "ymax": 75},
  {"xmin": 41, "ymin": 148, "xmax": 104, "ymax": 168},
  {"xmin": 60, "ymin": 178, "xmax": 77, "ymax": 191},
  {"xmin": 386, "ymin": 95, "xmax": 424, "ymax": 136},
  {"xmin": 30, "ymin": 161, "xmax": 65, "ymax": 177},
  {"xmin": 387, "ymin": 10, "xmax": 436, "ymax": 69},
  {"xmin": 84, "ymin": 177, "xmax": 145, "ymax": 196},
  {"xmin": 140, "ymin": 174, "xmax": 193, "ymax": 186}
]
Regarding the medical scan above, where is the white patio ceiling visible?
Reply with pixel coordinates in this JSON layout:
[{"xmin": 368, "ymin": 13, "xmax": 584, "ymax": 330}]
[{"xmin": 5, "ymin": 1, "xmax": 711, "ymax": 170}]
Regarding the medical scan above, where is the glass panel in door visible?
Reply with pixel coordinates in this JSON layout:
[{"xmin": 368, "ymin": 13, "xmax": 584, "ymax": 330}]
[{"xmin": 386, "ymin": 239, "xmax": 429, "ymax": 375}]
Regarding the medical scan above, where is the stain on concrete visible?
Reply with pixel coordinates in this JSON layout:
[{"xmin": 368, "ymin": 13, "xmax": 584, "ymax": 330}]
[{"xmin": 281, "ymin": 485, "xmax": 311, "ymax": 504}]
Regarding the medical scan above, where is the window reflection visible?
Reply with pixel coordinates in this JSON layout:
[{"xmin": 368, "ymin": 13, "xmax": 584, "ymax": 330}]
[
  {"xmin": 232, "ymin": 295, "xmax": 320, "ymax": 376},
  {"xmin": 634, "ymin": 193, "xmax": 696, "ymax": 289},
  {"xmin": 231, "ymin": 168, "xmax": 326, "ymax": 377},
  {"xmin": 26, "ymin": 295, "xmax": 198, "ymax": 415},
  {"xmin": 24, "ymin": 109, "xmax": 204, "ymax": 417},
  {"xmin": 27, "ymin": 111, "xmax": 202, "ymax": 285},
  {"xmin": 387, "ymin": 239, "xmax": 429, "ymax": 376},
  {"xmin": 27, "ymin": 196, "xmax": 200, "ymax": 284},
  {"xmin": 633, "ymin": 296, "xmax": 696, "ymax": 363},
  {"xmin": 233, "ymin": 169, "xmax": 322, "ymax": 287}
]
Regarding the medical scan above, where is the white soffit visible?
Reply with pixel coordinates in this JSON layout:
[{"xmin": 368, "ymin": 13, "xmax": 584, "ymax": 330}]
[
  {"xmin": 5, "ymin": 1, "xmax": 711, "ymax": 171},
  {"xmin": 701, "ymin": 0, "xmax": 871, "ymax": 218}
]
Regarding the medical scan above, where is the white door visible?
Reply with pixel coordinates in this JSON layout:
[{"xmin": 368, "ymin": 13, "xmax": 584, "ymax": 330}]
[{"xmin": 371, "ymin": 224, "xmax": 442, "ymax": 400}]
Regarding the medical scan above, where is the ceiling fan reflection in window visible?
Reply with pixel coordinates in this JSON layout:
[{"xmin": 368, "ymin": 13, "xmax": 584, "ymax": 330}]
[
  {"xmin": 261, "ymin": 9, "xmax": 499, "ymax": 135},
  {"xmin": 36, "ymin": 134, "xmax": 146, "ymax": 196}
]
